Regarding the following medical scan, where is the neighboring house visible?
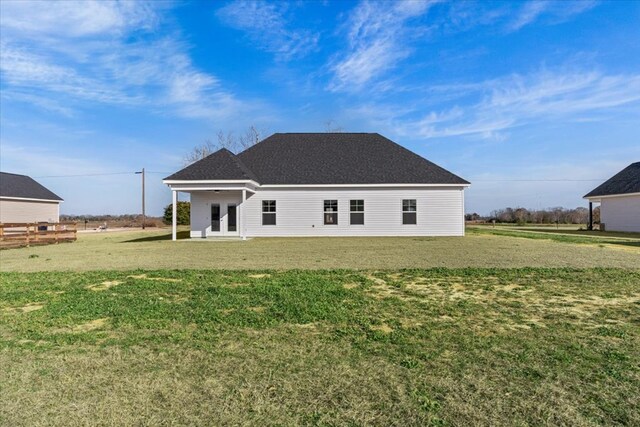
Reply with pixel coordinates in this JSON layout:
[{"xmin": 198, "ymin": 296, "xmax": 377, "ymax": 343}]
[
  {"xmin": 164, "ymin": 133, "xmax": 470, "ymax": 240},
  {"xmin": 584, "ymin": 162, "xmax": 640, "ymax": 232},
  {"xmin": 0, "ymin": 172, "xmax": 63, "ymax": 224}
]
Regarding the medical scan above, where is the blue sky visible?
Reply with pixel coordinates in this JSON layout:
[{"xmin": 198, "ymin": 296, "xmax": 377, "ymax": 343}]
[{"xmin": 1, "ymin": 0, "xmax": 639, "ymax": 216}]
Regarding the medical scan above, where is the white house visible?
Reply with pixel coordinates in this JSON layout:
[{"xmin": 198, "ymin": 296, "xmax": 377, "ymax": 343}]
[
  {"xmin": 0, "ymin": 172, "xmax": 63, "ymax": 224},
  {"xmin": 584, "ymin": 161, "xmax": 640, "ymax": 232},
  {"xmin": 163, "ymin": 133, "xmax": 470, "ymax": 240}
]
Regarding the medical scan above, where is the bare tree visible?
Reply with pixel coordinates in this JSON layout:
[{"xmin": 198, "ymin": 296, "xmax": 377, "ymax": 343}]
[
  {"xmin": 217, "ymin": 130, "xmax": 236, "ymax": 151},
  {"xmin": 238, "ymin": 125, "xmax": 262, "ymax": 150},
  {"xmin": 184, "ymin": 125, "xmax": 264, "ymax": 165},
  {"xmin": 184, "ymin": 139, "xmax": 217, "ymax": 165},
  {"xmin": 324, "ymin": 119, "xmax": 344, "ymax": 133},
  {"xmin": 487, "ymin": 206, "xmax": 593, "ymax": 225}
]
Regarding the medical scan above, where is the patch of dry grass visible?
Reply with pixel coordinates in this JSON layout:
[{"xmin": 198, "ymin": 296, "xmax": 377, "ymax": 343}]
[
  {"xmin": 1, "ymin": 228, "xmax": 640, "ymax": 272},
  {"xmin": 1, "ymin": 269, "xmax": 639, "ymax": 425},
  {"xmin": 0, "ymin": 331, "xmax": 432, "ymax": 426},
  {"xmin": 2, "ymin": 302, "xmax": 45, "ymax": 314}
]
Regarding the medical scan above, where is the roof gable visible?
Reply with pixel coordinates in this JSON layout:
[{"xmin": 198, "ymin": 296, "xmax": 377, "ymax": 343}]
[
  {"xmin": 0, "ymin": 172, "xmax": 63, "ymax": 201},
  {"xmin": 584, "ymin": 162, "xmax": 640, "ymax": 198},
  {"xmin": 164, "ymin": 148, "xmax": 258, "ymax": 181}
]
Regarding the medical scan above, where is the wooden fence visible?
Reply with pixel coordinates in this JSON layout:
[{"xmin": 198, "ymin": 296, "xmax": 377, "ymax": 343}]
[{"xmin": 0, "ymin": 222, "xmax": 77, "ymax": 249}]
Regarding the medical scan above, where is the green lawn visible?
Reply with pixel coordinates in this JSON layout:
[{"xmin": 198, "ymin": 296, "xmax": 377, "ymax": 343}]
[
  {"xmin": 1, "ymin": 269, "xmax": 638, "ymax": 426},
  {"xmin": 471, "ymin": 223, "xmax": 640, "ymax": 239},
  {"xmin": 468, "ymin": 226, "xmax": 640, "ymax": 248},
  {"xmin": 1, "ymin": 227, "xmax": 639, "ymax": 271},
  {"xmin": 1, "ymin": 230, "xmax": 638, "ymax": 425}
]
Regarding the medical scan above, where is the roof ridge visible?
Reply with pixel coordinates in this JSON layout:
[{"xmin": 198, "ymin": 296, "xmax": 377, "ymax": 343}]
[
  {"xmin": 273, "ymin": 132, "xmax": 374, "ymax": 135},
  {"xmin": 226, "ymin": 149, "xmax": 258, "ymax": 182},
  {"xmin": 0, "ymin": 171, "xmax": 30, "ymax": 177},
  {"xmin": 373, "ymin": 134, "xmax": 470, "ymax": 184}
]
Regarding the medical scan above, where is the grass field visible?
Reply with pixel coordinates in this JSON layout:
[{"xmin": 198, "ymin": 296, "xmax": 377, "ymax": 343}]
[
  {"xmin": 1, "ymin": 268, "xmax": 639, "ymax": 426},
  {"xmin": 1, "ymin": 230, "xmax": 638, "ymax": 425},
  {"xmin": 469, "ymin": 226, "xmax": 640, "ymax": 248},
  {"xmin": 471, "ymin": 223, "xmax": 640, "ymax": 240},
  {"xmin": 1, "ymin": 227, "xmax": 639, "ymax": 271}
]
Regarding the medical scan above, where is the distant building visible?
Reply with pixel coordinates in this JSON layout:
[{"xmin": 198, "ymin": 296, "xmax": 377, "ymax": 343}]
[
  {"xmin": 584, "ymin": 162, "xmax": 640, "ymax": 232},
  {"xmin": 0, "ymin": 172, "xmax": 63, "ymax": 223}
]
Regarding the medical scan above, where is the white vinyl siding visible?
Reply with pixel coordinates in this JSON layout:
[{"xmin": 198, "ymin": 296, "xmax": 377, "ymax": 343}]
[
  {"xmin": 189, "ymin": 191, "xmax": 242, "ymax": 237},
  {"xmin": 0, "ymin": 198, "xmax": 60, "ymax": 223},
  {"xmin": 599, "ymin": 194, "xmax": 640, "ymax": 232},
  {"xmin": 242, "ymin": 187, "xmax": 465, "ymax": 237}
]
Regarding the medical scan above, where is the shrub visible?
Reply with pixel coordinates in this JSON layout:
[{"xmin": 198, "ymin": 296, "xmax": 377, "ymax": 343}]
[{"xmin": 164, "ymin": 201, "xmax": 190, "ymax": 225}]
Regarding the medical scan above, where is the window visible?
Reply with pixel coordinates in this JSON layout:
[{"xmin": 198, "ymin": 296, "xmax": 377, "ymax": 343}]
[
  {"xmin": 262, "ymin": 200, "xmax": 276, "ymax": 225},
  {"xmin": 402, "ymin": 199, "xmax": 417, "ymax": 225},
  {"xmin": 324, "ymin": 200, "xmax": 338, "ymax": 225},
  {"xmin": 350, "ymin": 200, "xmax": 364, "ymax": 225}
]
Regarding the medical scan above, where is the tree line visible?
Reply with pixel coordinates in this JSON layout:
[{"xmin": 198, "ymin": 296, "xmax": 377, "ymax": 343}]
[{"xmin": 466, "ymin": 206, "xmax": 600, "ymax": 225}]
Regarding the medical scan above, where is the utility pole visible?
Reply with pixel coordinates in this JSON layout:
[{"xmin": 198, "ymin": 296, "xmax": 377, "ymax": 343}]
[{"xmin": 135, "ymin": 168, "xmax": 146, "ymax": 229}]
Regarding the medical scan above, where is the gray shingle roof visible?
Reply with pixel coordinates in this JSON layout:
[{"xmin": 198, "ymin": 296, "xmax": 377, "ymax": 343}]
[
  {"xmin": 584, "ymin": 162, "xmax": 640, "ymax": 198},
  {"xmin": 165, "ymin": 133, "xmax": 469, "ymax": 185},
  {"xmin": 165, "ymin": 148, "xmax": 258, "ymax": 181},
  {"xmin": 0, "ymin": 172, "xmax": 63, "ymax": 201}
]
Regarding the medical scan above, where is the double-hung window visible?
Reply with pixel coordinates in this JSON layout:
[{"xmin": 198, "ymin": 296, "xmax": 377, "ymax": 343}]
[
  {"xmin": 350, "ymin": 200, "xmax": 364, "ymax": 225},
  {"xmin": 324, "ymin": 200, "xmax": 338, "ymax": 225},
  {"xmin": 402, "ymin": 199, "xmax": 417, "ymax": 225},
  {"xmin": 262, "ymin": 200, "xmax": 276, "ymax": 225}
]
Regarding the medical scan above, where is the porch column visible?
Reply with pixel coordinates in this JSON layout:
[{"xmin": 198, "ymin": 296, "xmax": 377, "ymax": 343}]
[
  {"xmin": 588, "ymin": 201, "xmax": 593, "ymax": 231},
  {"xmin": 241, "ymin": 189, "xmax": 247, "ymax": 240},
  {"xmin": 172, "ymin": 190, "xmax": 177, "ymax": 241}
]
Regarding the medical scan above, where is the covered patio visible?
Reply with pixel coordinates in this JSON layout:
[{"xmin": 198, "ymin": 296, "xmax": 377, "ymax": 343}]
[{"xmin": 165, "ymin": 180, "xmax": 257, "ymax": 241}]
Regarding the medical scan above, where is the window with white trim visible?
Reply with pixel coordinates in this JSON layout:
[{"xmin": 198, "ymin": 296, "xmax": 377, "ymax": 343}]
[
  {"xmin": 350, "ymin": 200, "xmax": 364, "ymax": 225},
  {"xmin": 262, "ymin": 200, "xmax": 276, "ymax": 225},
  {"xmin": 324, "ymin": 200, "xmax": 338, "ymax": 225},
  {"xmin": 402, "ymin": 199, "xmax": 417, "ymax": 225}
]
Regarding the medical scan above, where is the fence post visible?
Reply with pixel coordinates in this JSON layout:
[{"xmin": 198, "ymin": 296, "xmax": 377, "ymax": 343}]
[{"xmin": 25, "ymin": 223, "xmax": 31, "ymax": 247}]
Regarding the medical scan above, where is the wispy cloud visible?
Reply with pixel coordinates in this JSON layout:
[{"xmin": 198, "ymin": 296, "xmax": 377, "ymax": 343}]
[
  {"xmin": 217, "ymin": 0, "xmax": 319, "ymax": 60},
  {"xmin": 351, "ymin": 70, "xmax": 640, "ymax": 139},
  {"xmin": 0, "ymin": 0, "xmax": 159, "ymax": 37},
  {"xmin": 509, "ymin": 0, "xmax": 551, "ymax": 31},
  {"xmin": 327, "ymin": 0, "xmax": 599, "ymax": 93},
  {"xmin": 0, "ymin": 43, "xmax": 142, "ymax": 106},
  {"xmin": 0, "ymin": 0, "xmax": 248, "ymax": 120},
  {"xmin": 328, "ymin": 0, "xmax": 439, "ymax": 92},
  {"xmin": 508, "ymin": 0, "xmax": 598, "ymax": 31}
]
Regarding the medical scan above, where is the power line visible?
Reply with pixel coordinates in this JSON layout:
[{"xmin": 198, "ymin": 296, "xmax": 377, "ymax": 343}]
[
  {"xmin": 35, "ymin": 172, "xmax": 135, "ymax": 178},
  {"xmin": 471, "ymin": 179, "xmax": 605, "ymax": 182},
  {"xmin": 34, "ymin": 171, "xmax": 171, "ymax": 178}
]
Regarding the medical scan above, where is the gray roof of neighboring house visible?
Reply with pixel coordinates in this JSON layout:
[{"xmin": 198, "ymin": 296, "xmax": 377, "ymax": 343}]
[
  {"xmin": 584, "ymin": 162, "xmax": 640, "ymax": 198},
  {"xmin": 165, "ymin": 133, "xmax": 469, "ymax": 185},
  {"xmin": 0, "ymin": 172, "xmax": 63, "ymax": 201}
]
